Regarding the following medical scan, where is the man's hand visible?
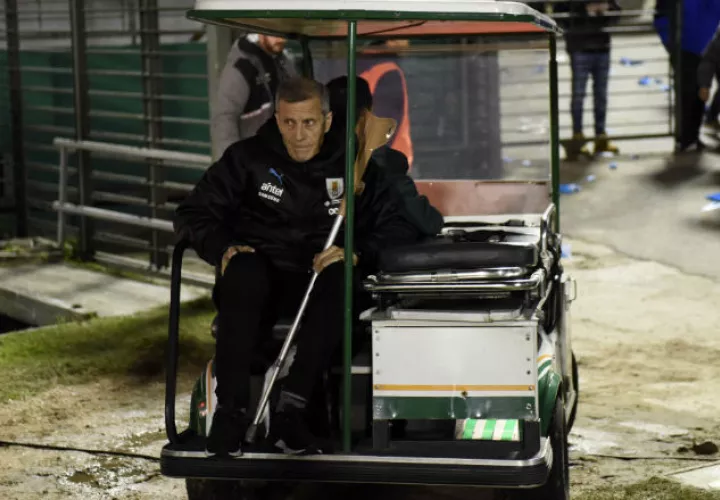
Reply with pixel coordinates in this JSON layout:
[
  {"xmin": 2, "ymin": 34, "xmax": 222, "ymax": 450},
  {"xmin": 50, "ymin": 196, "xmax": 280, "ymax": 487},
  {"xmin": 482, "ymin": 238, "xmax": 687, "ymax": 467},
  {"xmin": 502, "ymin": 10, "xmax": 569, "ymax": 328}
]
[
  {"xmin": 221, "ymin": 245, "xmax": 255, "ymax": 275},
  {"xmin": 313, "ymin": 245, "xmax": 358, "ymax": 273},
  {"xmin": 699, "ymin": 87, "xmax": 710, "ymax": 102}
]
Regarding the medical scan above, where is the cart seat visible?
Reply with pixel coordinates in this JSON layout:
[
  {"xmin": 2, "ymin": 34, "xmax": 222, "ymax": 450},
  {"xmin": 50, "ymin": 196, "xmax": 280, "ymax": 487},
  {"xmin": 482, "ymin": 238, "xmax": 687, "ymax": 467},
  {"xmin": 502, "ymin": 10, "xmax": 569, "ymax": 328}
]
[{"xmin": 377, "ymin": 237, "xmax": 538, "ymax": 273}]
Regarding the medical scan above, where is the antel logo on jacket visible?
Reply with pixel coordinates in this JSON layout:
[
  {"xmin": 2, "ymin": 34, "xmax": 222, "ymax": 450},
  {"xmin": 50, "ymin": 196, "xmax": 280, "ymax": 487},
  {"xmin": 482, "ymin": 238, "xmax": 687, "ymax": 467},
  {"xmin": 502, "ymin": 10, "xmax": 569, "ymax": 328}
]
[{"xmin": 259, "ymin": 182, "xmax": 284, "ymax": 203}]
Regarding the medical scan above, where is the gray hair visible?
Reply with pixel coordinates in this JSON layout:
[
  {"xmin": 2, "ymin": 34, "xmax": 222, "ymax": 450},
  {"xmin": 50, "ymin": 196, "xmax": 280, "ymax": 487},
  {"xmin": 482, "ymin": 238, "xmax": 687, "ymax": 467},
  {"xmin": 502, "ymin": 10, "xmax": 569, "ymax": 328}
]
[{"xmin": 275, "ymin": 76, "xmax": 330, "ymax": 115}]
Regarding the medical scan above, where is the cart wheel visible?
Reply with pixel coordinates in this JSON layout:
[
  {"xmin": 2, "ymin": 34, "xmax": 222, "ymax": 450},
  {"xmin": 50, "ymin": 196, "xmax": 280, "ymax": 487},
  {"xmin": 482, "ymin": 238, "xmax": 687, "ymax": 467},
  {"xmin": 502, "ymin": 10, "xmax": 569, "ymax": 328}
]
[
  {"xmin": 497, "ymin": 395, "xmax": 569, "ymax": 500},
  {"xmin": 186, "ymin": 479, "xmax": 291, "ymax": 500},
  {"xmin": 186, "ymin": 479, "xmax": 245, "ymax": 500},
  {"xmin": 566, "ymin": 353, "xmax": 579, "ymax": 433},
  {"xmin": 535, "ymin": 396, "xmax": 569, "ymax": 500}
]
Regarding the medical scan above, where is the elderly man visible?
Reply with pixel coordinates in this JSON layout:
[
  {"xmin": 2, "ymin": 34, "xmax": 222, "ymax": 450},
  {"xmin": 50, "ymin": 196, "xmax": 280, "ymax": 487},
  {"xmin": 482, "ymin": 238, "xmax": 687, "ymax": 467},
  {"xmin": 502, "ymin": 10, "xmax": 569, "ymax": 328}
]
[
  {"xmin": 211, "ymin": 34, "xmax": 296, "ymax": 156},
  {"xmin": 175, "ymin": 77, "xmax": 418, "ymax": 457}
]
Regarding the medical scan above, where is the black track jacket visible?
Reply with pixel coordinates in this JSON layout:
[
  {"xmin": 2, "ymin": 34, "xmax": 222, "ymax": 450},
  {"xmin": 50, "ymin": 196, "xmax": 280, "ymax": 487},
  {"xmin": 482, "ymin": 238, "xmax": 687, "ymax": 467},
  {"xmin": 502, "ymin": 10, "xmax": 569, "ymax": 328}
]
[{"xmin": 174, "ymin": 120, "xmax": 419, "ymax": 273}]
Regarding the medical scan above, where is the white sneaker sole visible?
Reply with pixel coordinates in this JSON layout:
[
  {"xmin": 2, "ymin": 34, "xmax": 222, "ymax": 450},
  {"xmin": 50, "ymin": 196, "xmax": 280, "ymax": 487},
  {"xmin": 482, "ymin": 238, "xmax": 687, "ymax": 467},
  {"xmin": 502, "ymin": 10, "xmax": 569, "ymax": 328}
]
[{"xmin": 205, "ymin": 448, "xmax": 243, "ymax": 458}]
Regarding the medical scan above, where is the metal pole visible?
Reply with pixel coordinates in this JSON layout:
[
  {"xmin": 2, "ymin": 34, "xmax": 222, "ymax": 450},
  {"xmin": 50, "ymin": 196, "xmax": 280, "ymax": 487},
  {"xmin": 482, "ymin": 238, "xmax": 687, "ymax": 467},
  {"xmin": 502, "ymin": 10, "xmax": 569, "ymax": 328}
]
[
  {"xmin": 69, "ymin": 0, "xmax": 94, "ymax": 258},
  {"xmin": 460, "ymin": 37, "xmax": 470, "ymax": 150},
  {"xmin": 206, "ymin": 26, "xmax": 234, "ymax": 160},
  {"xmin": 57, "ymin": 148, "xmax": 68, "ymax": 246},
  {"xmin": 343, "ymin": 19, "xmax": 357, "ymax": 454},
  {"xmin": 5, "ymin": 0, "xmax": 27, "ymax": 237},
  {"xmin": 140, "ymin": 0, "xmax": 166, "ymax": 269},
  {"xmin": 549, "ymin": 34, "xmax": 560, "ymax": 232},
  {"xmin": 671, "ymin": 0, "xmax": 683, "ymax": 148},
  {"xmin": 301, "ymin": 37, "xmax": 314, "ymax": 78}
]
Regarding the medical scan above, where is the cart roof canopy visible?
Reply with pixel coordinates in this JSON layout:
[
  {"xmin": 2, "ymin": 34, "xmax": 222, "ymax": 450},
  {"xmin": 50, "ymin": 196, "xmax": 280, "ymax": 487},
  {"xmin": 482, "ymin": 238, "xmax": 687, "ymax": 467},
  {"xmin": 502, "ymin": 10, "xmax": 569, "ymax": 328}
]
[{"xmin": 188, "ymin": 0, "xmax": 560, "ymax": 38}]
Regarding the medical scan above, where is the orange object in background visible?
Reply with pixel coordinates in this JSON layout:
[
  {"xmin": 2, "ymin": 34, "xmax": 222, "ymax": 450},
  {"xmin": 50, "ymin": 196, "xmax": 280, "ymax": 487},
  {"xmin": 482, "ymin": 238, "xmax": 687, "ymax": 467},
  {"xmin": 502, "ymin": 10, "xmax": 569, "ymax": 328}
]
[{"xmin": 360, "ymin": 61, "xmax": 414, "ymax": 168}]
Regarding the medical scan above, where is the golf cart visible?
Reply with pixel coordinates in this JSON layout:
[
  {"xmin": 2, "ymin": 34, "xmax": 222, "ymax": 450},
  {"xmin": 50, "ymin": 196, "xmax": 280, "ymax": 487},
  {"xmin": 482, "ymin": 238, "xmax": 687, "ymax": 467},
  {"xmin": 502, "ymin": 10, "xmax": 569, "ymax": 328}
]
[{"xmin": 161, "ymin": 1, "xmax": 578, "ymax": 499}]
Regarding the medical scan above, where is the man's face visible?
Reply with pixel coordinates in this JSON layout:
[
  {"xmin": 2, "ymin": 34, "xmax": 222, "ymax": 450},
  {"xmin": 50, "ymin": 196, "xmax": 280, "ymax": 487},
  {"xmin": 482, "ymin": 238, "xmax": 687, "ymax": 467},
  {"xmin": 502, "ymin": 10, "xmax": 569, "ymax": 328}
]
[
  {"xmin": 258, "ymin": 35, "xmax": 286, "ymax": 55},
  {"xmin": 276, "ymin": 98, "xmax": 332, "ymax": 163}
]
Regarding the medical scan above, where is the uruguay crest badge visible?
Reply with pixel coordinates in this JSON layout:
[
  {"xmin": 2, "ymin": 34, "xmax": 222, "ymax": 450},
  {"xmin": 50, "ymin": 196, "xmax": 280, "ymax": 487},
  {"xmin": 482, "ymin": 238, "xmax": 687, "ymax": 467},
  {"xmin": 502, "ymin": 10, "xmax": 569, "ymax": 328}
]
[{"xmin": 325, "ymin": 177, "xmax": 344, "ymax": 200}]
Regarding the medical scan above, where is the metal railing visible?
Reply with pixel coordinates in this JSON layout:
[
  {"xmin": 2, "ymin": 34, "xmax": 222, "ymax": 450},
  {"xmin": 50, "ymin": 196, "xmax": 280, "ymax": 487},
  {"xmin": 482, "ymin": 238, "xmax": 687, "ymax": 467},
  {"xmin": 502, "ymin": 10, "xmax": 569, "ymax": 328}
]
[
  {"xmin": 1, "ymin": 0, "xmax": 210, "ymax": 251},
  {"xmin": 541, "ymin": 0, "xmax": 678, "ymax": 145},
  {"xmin": 52, "ymin": 137, "xmax": 213, "ymax": 287},
  {"xmin": 1, "ymin": 0, "xmax": 684, "ymax": 271}
]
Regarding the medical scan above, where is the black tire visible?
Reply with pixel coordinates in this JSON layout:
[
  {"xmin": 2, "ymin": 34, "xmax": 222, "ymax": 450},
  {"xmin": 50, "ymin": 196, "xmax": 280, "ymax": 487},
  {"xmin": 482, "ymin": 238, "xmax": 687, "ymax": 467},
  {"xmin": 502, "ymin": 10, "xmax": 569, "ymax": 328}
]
[
  {"xmin": 186, "ymin": 479, "xmax": 294, "ymax": 500},
  {"xmin": 498, "ymin": 396, "xmax": 569, "ymax": 500},
  {"xmin": 539, "ymin": 396, "xmax": 570, "ymax": 499},
  {"xmin": 186, "ymin": 479, "xmax": 245, "ymax": 500},
  {"xmin": 566, "ymin": 353, "xmax": 579, "ymax": 434}
]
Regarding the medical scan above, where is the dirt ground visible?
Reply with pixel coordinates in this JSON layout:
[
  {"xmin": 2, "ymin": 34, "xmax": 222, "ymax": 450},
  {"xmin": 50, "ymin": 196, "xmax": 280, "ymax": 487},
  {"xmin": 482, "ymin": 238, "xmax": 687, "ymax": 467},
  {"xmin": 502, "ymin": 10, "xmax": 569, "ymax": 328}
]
[{"xmin": 0, "ymin": 237, "xmax": 719, "ymax": 499}]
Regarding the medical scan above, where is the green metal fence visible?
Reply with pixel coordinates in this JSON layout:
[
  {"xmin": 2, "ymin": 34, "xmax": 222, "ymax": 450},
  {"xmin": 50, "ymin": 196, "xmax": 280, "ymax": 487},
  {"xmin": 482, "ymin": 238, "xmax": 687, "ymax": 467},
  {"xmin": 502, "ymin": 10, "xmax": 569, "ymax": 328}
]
[{"xmin": 0, "ymin": 0, "xmax": 682, "ymax": 270}]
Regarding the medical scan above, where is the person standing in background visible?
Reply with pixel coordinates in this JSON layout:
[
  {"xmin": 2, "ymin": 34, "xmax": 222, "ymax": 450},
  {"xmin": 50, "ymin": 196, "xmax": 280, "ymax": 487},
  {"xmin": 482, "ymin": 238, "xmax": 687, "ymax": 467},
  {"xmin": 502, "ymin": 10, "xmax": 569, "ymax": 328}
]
[
  {"xmin": 211, "ymin": 34, "xmax": 297, "ymax": 156},
  {"xmin": 654, "ymin": 0, "xmax": 720, "ymax": 153},
  {"xmin": 555, "ymin": 0, "xmax": 622, "ymax": 161},
  {"xmin": 356, "ymin": 40, "xmax": 414, "ymax": 167},
  {"xmin": 697, "ymin": 21, "xmax": 720, "ymax": 129}
]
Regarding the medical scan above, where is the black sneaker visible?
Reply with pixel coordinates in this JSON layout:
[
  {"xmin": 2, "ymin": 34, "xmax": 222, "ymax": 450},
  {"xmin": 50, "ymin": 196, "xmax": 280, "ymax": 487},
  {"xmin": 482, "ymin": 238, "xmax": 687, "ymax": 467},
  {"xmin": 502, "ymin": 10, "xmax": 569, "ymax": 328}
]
[
  {"xmin": 205, "ymin": 405, "xmax": 248, "ymax": 457},
  {"xmin": 270, "ymin": 409, "xmax": 326, "ymax": 455}
]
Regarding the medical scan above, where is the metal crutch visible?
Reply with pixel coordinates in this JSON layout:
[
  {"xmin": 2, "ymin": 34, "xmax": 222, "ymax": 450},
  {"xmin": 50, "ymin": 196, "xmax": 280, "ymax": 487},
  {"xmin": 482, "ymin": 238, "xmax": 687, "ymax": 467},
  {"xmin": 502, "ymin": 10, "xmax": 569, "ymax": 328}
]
[{"xmin": 245, "ymin": 112, "xmax": 396, "ymax": 444}]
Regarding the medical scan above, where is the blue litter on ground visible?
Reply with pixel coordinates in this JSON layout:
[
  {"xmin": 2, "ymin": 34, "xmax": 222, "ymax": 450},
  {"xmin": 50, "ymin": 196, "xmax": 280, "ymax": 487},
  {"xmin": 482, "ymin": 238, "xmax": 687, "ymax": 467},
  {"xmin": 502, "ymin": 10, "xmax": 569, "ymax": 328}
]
[
  {"xmin": 638, "ymin": 76, "xmax": 652, "ymax": 86},
  {"xmin": 522, "ymin": 160, "xmax": 532, "ymax": 167},
  {"xmin": 620, "ymin": 57, "xmax": 643, "ymax": 66},
  {"xmin": 661, "ymin": 84, "xmax": 670, "ymax": 92},
  {"xmin": 706, "ymin": 192, "xmax": 720, "ymax": 202},
  {"xmin": 586, "ymin": 174, "xmax": 596, "ymax": 182},
  {"xmin": 559, "ymin": 183, "xmax": 581, "ymax": 194},
  {"xmin": 702, "ymin": 201, "xmax": 720, "ymax": 212},
  {"xmin": 561, "ymin": 243, "xmax": 572, "ymax": 259},
  {"xmin": 609, "ymin": 162, "xmax": 618, "ymax": 170}
]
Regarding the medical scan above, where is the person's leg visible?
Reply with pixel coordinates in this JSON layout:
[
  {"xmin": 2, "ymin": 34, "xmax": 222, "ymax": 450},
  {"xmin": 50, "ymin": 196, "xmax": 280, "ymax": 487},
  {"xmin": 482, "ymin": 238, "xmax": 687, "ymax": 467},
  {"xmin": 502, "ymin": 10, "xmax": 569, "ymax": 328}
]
[
  {"xmin": 570, "ymin": 52, "xmax": 591, "ymax": 136},
  {"xmin": 678, "ymin": 50, "xmax": 706, "ymax": 151},
  {"xmin": 591, "ymin": 51, "xmax": 609, "ymax": 136},
  {"xmin": 591, "ymin": 50, "xmax": 619, "ymax": 154},
  {"xmin": 207, "ymin": 252, "xmax": 274, "ymax": 456},
  {"xmin": 566, "ymin": 51, "xmax": 592, "ymax": 160},
  {"xmin": 271, "ymin": 262, "xmax": 345, "ymax": 453},
  {"xmin": 707, "ymin": 70, "xmax": 720, "ymax": 126}
]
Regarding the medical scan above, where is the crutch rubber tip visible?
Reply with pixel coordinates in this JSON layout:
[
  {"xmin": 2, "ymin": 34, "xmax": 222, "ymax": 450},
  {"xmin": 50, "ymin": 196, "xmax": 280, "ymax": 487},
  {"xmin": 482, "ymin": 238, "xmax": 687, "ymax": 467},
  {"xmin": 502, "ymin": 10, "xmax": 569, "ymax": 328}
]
[{"xmin": 245, "ymin": 425, "xmax": 259, "ymax": 444}]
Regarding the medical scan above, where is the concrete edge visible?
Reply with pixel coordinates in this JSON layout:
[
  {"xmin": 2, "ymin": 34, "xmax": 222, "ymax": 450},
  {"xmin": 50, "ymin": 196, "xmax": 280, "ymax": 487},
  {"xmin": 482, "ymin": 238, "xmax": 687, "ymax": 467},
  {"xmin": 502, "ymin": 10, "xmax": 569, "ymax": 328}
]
[{"xmin": 0, "ymin": 287, "xmax": 95, "ymax": 326}]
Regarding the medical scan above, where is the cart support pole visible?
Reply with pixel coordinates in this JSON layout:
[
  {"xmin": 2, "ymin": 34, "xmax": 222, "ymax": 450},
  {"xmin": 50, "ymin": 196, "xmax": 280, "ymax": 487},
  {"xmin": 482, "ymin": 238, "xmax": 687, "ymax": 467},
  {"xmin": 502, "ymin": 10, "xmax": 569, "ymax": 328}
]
[
  {"xmin": 343, "ymin": 20, "xmax": 357, "ymax": 454},
  {"xmin": 549, "ymin": 34, "xmax": 560, "ymax": 232},
  {"xmin": 301, "ymin": 36, "xmax": 314, "ymax": 78}
]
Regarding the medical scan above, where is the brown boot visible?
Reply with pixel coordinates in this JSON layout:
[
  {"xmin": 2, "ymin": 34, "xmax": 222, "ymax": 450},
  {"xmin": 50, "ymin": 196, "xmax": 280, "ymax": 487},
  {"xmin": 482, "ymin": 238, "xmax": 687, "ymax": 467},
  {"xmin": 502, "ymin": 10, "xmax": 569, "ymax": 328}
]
[
  {"xmin": 564, "ymin": 133, "xmax": 591, "ymax": 161},
  {"xmin": 594, "ymin": 134, "xmax": 619, "ymax": 156}
]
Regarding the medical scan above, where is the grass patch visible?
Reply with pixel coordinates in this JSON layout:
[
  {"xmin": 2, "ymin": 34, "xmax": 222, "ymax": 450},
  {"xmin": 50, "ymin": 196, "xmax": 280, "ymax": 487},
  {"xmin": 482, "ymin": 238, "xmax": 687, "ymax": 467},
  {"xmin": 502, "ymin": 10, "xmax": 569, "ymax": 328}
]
[
  {"xmin": 0, "ymin": 297, "xmax": 216, "ymax": 402},
  {"xmin": 578, "ymin": 478, "xmax": 720, "ymax": 499}
]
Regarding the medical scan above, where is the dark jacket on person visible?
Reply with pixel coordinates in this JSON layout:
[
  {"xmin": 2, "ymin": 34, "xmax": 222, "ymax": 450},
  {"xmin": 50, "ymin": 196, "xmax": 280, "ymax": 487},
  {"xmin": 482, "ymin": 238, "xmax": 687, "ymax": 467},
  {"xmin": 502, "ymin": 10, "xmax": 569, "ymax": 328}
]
[
  {"xmin": 368, "ymin": 146, "xmax": 444, "ymax": 237},
  {"xmin": 175, "ymin": 120, "xmax": 420, "ymax": 274},
  {"xmin": 698, "ymin": 22, "xmax": 720, "ymax": 89},
  {"xmin": 211, "ymin": 37, "xmax": 296, "ymax": 156},
  {"xmin": 554, "ymin": 0, "xmax": 621, "ymax": 53}
]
